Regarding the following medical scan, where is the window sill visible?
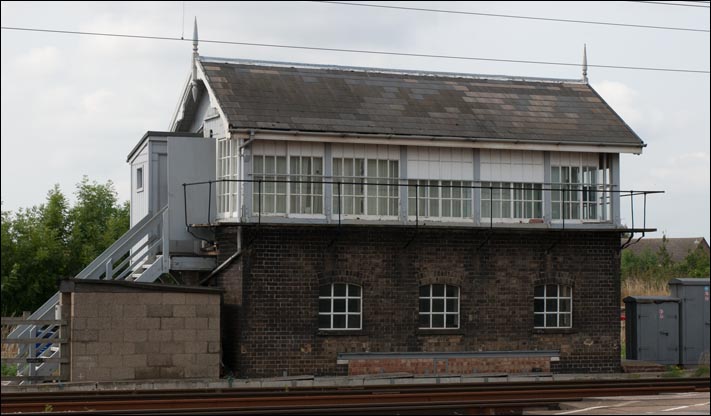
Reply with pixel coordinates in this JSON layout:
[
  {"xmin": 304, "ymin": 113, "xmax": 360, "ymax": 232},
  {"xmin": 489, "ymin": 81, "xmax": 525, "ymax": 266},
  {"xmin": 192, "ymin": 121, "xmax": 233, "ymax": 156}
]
[
  {"xmin": 416, "ymin": 329, "xmax": 464, "ymax": 336},
  {"xmin": 532, "ymin": 328, "xmax": 577, "ymax": 335},
  {"xmin": 316, "ymin": 330, "xmax": 365, "ymax": 337}
]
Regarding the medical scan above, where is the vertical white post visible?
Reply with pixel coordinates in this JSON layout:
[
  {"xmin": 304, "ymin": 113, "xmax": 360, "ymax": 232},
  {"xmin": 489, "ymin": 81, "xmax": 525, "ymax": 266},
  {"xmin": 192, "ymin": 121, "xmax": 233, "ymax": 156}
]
[
  {"xmin": 162, "ymin": 209, "xmax": 170, "ymax": 271},
  {"xmin": 105, "ymin": 259, "xmax": 113, "ymax": 280}
]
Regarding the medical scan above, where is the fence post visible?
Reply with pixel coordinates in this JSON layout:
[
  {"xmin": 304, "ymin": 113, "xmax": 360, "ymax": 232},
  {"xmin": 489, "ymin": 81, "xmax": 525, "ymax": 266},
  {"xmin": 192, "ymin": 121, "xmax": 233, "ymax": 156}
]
[{"xmin": 105, "ymin": 258, "xmax": 113, "ymax": 280}]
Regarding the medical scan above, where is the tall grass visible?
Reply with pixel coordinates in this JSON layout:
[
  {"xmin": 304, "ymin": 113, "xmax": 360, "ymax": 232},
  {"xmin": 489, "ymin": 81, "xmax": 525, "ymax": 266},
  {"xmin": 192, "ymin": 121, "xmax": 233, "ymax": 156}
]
[{"xmin": 622, "ymin": 278, "xmax": 670, "ymax": 299}]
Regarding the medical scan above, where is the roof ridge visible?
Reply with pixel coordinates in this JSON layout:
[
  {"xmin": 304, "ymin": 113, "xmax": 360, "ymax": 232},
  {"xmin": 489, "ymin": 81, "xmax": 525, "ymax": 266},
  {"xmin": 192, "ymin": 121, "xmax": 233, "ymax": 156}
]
[{"xmin": 199, "ymin": 56, "xmax": 585, "ymax": 84}]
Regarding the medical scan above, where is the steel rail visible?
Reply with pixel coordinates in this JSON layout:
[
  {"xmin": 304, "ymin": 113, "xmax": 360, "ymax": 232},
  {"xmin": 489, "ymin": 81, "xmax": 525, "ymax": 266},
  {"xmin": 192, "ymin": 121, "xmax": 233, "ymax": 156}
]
[{"xmin": 3, "ymin": 378, "xmax": 708, "ymax": 413}]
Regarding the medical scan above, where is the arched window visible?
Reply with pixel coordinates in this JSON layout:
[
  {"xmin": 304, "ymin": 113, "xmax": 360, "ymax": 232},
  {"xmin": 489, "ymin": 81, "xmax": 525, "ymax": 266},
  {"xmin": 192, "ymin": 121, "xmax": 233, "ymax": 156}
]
[
  {"xmin": 419, "ymin": 284, "xmax": 459, "ymax": 329},
  {"xmin": 318, "ymin": 283, "xmax": 362, "ymax": 330},
  {"xmin": 534, "ymin": 284, "xmax": 572, "ymax": 328}
]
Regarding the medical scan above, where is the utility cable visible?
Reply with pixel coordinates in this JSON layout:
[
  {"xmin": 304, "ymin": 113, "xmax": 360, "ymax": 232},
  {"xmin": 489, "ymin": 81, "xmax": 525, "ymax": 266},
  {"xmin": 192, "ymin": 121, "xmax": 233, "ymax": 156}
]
[
  {"xmin": 1, "ymin": 26, "xmax": 709, "ymax": 74},
  {"xmin": 312, "ymin": 1, "xmax": 709, "ymax": 33}
]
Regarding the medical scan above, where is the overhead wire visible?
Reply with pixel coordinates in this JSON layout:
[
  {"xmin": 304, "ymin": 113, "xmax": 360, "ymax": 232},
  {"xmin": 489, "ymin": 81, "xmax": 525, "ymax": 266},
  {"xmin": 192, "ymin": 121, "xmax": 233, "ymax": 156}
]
[
  {"xmin": 2, "ymin": 26, "xmax": 709, "ymax": 74},
  {"xmin": 312, "ymin": 1, "xmax": 710, "ymax": 33},
  {"xmin": 627, "ymin": 1, "xmax": 711, "ymax": 8}
]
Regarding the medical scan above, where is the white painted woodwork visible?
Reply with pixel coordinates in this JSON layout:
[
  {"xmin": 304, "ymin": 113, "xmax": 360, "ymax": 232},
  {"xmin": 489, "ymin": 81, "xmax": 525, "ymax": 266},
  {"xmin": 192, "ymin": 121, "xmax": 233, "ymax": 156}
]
[
  {"xmin": 407, "ymin": 146, "xmax": 473, "ymax": 180},
  {"xmin": 480, "ymin": 149, "xmax": 544, "ymax": 182},
  {"xmin": 331, "ymin": 143, "xmax": 398, "ymax": 160}
]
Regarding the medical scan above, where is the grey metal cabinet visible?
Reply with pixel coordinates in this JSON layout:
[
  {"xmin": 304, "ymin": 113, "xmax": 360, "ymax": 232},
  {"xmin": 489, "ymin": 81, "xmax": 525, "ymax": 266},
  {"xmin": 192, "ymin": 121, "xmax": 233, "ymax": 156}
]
[
  {"xmin": 669, "ymin": 278, "xmax": 711, "ymax": 366},
  {"xmin": 624, "ymin": 296, "xmax": 680, "ymax": 365}
]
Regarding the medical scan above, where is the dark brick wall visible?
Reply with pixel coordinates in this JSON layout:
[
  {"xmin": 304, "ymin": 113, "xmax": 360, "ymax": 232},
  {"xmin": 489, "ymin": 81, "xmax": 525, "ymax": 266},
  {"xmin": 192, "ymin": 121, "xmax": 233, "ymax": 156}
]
[{"xmin": 214, "ymin": 225, "xmax": 621, "ymax": 377}]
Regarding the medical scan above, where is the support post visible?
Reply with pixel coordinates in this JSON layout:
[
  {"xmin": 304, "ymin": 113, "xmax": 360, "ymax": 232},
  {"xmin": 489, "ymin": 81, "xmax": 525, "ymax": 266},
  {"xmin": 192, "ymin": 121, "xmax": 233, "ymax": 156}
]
[{"xmin": 162, "ymin": 208, "xmax": 170, "ymax": 271}]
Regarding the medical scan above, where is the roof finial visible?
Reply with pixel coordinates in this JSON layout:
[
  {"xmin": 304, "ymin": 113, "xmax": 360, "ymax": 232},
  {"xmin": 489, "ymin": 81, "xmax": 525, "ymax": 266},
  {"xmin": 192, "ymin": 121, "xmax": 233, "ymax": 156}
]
[
  {"xmin": 582, "ymin": 43, "xmax": 588, "ymax": 84},
  {"xmin": 191, "ymin": 17, "xmax": 199, "ymax": 101}
]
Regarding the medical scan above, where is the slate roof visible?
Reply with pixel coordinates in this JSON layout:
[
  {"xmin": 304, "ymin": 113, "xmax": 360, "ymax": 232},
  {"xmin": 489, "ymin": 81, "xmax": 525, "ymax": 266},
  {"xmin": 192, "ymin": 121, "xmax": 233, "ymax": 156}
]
[
  {"xmin": 200, "ymin": 59, "xmax": 644, "ymax": 147},
  {"xmin": 624, "ymin": 237, "xmax": 710, "ymax": 263}
]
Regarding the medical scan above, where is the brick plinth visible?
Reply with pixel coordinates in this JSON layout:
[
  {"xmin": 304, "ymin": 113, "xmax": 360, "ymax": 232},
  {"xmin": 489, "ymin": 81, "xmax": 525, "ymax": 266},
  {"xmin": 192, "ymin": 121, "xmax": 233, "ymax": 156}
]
[{"xmin": 215, "ymin": 225, "xmax": 621, "ymax": 378}]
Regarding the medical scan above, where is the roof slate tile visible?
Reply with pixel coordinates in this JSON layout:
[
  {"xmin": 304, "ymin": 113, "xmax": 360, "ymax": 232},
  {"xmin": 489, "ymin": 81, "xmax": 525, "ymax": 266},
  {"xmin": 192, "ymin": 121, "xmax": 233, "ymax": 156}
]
[{"xmin": 201, "ymin": 62, "xmax": 643, "ymax": 146}]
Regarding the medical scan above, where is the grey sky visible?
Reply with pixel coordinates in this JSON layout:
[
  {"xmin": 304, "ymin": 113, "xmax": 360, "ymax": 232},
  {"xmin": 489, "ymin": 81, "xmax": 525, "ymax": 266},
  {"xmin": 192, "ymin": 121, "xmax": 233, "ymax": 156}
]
[{"xmin": 1, "ymin": 1, "xmax": 709, "ymax": 241}]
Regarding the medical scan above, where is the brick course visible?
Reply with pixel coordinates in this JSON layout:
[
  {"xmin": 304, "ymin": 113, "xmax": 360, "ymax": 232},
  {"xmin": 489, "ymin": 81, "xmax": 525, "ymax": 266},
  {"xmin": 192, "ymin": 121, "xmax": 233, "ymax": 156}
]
[{"xmin": 215, "ymin": 225, "xmax": 622, "ymax": 378}]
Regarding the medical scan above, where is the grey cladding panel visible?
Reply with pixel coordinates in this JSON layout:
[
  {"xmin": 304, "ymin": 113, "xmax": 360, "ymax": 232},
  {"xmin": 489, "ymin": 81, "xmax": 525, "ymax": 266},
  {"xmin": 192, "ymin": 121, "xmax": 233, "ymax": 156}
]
[{"xmin": 670, "ymin": 279, "xmax": 711, "ymax": 365}]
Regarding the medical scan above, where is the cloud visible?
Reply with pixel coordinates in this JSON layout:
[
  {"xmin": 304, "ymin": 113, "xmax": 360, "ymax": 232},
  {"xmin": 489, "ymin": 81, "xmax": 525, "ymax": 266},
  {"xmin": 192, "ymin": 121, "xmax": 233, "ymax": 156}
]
[
  {"xmin": 82, "ymin": 89, "xmax": 115, "ymax": 114},
  {"xmin": 593, "ymin": 80, "xmax": 644, "ymax": 125},
  {"xmin": 13, "ymin": 46, "xmax": 62, "ymax": 77}
]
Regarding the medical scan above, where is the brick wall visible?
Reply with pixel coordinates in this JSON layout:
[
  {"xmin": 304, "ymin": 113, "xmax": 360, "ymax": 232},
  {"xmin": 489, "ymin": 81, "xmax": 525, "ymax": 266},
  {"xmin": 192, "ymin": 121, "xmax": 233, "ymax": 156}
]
[
  {"xmin": 347, "ymin": 356, "xmax": 551, "ymax": 376},
  {"xmin": 215, "ymin": 225, "xmax": 621, "ymax": 378},
  {"xmin": 62, "ymin": 281, "xmax": 221, "ymax": 381}
]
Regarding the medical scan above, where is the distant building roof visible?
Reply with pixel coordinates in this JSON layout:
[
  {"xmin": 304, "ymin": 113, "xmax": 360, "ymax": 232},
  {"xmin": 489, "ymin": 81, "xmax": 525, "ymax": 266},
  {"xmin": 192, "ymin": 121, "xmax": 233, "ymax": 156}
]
[
  {"xmin": 197, "ymin": 58, "xmax": 644, "ymax": 149},
  {"xmin": 624, "ymin": 237, "xmax": 710, "ymax": 263}
]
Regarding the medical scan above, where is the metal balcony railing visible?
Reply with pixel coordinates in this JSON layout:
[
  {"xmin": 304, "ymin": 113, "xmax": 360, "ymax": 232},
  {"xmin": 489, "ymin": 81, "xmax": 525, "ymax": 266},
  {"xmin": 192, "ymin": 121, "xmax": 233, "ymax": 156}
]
[{"xmin": 183, "ymin": 178, "xmax": 662, "ymax": 239}]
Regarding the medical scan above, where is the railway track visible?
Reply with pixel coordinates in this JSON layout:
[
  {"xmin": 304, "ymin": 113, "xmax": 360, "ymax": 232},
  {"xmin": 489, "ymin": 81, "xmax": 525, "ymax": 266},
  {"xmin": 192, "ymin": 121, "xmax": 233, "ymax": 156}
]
[{"xmin": 2, "ymin": 378, "xmax": 709, "ymax": 414}]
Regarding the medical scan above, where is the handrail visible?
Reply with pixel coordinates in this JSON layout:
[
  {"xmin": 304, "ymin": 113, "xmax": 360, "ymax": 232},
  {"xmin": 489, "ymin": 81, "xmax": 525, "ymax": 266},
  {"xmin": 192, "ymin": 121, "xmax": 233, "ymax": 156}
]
[
  {"xmin": 75, "ymin": 205, "xmax": 168, "ymax": 280},
  {"xmin": 185, "ymin": 178, "xmax": 662, "ymax": 233},
  {"xmin": 7, "ymin": 205, "xmax": 171, "ymax": 383}
]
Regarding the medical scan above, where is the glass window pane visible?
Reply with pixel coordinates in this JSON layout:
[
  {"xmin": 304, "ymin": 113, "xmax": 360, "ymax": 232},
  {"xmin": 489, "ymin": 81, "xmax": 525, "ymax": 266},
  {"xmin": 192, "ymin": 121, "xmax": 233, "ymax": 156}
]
[
  {"xmin": 349, "ymin": 285, "xmax": 361, "ymax": 297},
  {"xmin": 319, "ymin": 299, "xmax": 331, "ymax": 313},
  {"xmin": 534, "ymin": 285, "xmax": 544, "ymax": 297},
  {"xmin": 419, "ymin": 286, "xmax": 429, "ymax": 297},
  {"xmin": 446, "ymin": 285, "xmax": 457, "ymax": 297},
  {"xmin": 560, "ymin": 299, "xmax": 571, "ymax": 312},
  {"xmin": 546, "ymin": 285, "xmax": 558, "ymax": 297},
  {"xmin": 432, "ymin": 314, "xmax": 444, "ymax": 328},
  {"xmin": 348, "ymin": 299, "xmax": 360, "ymax": 313},
  {"xmin": 546, "ymin": 299, "xmax": 557, "ymax": 312},
  {"xmin": 546, "ymin": 314, "xmax": 557, "ymax": 328},
  {"xmin": 560, "ymin": 313, "xmax": 571, "ymax": 327},
  {"xmin": 561, "ymin": 286, "xmax": 572, "ymax": 297},
  {"xmin": 334, "ymin": 299, "xmax": 346, "ymax": 313},
  {"xmin": 534, "ymin": 314, "xmax": 544, "ymax": 327},
  {"xmin": 347, "ymin": 315, "xmax": 360, "ymax": 329},
  {"xmin": 318, "ymin": 314, "xmax": 331, "ymax": 329},
  {"xmin": 433, "ymin": 299, "xmax": 444, "ymax": 313},
  {"xmin": 334, "ymin": 284, "xmax": 346, "ymax": 297},
  {"xmin": 419, "ymin": 314, "xmax": 430, "ymax": 328},
  {"xmin": 333, "ymin": 314, "xmax": 346, "ymax": 328},
  {"xmin": 446, "ymin": 299, "xmax": 458, "ymax": 313},
  {"xmin": 432, "ymin": 284, "xmax": 444, "ymax": 297},
  {"xmin": 319, "ymin": 285, "xmax": 331, "ymax": 297},
  {"xmin": 534, "ymin": 299, "xmax": 544, "ymax": 313},
  {"xmin": 445, "ymin": 314, "xmax": 458, "ymax": 328},
  {"xmin": 419, "ymin": 299, "xmax": 430, "ymax": 313}
]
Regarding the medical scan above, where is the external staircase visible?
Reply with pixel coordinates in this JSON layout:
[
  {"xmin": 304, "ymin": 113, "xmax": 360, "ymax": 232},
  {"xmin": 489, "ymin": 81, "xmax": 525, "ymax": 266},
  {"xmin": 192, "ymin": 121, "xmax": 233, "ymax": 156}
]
[{"xmin": 6, "ymin": 206, "xmax": 171, "ymax": 382}]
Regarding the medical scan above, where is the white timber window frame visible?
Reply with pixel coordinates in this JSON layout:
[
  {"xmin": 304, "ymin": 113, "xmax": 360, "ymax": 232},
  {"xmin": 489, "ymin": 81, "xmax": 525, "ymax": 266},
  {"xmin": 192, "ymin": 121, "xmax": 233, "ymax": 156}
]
[
  {"xmin": 135, "ymin": 167, "xmax": 144, "ymax": 192},
  {"xmin": 332, "ymin": 157, "xmax": 399, "ymax": 218},
  {"xmin": 407, "ymin": 180, "xmax": 473, "ymax": 220},
  {"xmin": 480, "ymin": 181, "xmax": 543, "ymax": 221},
  {"xmin": 217, "ymin": 137, "xmax": 239, "ymax": 219},
  {"xmin": 419, "ymin": 284, "xmax": 460, "ymax": 329},
  {"xmin": 551, "ymin": 153, "xmax": 611, "ymax": 222},
  {"xmin": 534, "ymin": 284, "xmax": 572, "ymax": 329},
  {"xmin": 318, "ymin": 283, "xmax": 362, "ymax": 330}
]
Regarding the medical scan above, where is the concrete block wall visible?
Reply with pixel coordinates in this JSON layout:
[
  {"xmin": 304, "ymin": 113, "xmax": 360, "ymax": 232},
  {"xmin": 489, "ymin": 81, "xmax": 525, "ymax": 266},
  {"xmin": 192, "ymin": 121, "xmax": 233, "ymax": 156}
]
[{"xmin": 61, "ymin": 280, "xmax": 221, "ymax": 382}]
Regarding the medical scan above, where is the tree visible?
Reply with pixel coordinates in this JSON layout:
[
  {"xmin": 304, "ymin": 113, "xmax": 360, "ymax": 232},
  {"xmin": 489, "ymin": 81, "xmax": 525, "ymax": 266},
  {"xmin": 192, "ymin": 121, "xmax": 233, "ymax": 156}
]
[{"xmin": 0, "ymin": 178, "xmax": 129, "ymax": 316}]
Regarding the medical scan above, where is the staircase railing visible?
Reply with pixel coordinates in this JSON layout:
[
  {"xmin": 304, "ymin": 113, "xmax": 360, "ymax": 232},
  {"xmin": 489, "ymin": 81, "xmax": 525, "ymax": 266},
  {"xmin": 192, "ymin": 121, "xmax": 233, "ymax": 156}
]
[{"xmin": 6, "ymin": 206, "xmax": 170, "ymax": 382}]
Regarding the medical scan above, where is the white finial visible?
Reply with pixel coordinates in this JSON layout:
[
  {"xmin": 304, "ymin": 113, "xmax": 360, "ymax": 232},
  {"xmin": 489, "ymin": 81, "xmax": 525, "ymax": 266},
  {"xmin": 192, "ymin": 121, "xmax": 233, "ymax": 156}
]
[
  {"xmin": 582, "ymin": 44, "xmax": 588, "ymax": 84},
  {"xmin": 191, "ymin": 17, "xmax": 199, "ymax": 101}
]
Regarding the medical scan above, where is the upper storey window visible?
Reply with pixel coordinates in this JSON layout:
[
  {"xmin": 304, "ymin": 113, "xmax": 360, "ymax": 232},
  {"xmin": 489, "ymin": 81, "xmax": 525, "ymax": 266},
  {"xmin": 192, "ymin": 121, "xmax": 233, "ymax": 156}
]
[
  {"xmin": 407, "ymin": 147, "xmax": 474, "ymax": 221},
  {"xmin": 332, "ymin": 144, "xmax": 399, "ymax": 218},
  {"xmin": 551, "ymin": 153, "xmax": 610, "ymax": 221},
  {"xmin": 481, "ymin": 182, "xmax": 543, "ymax": 220},
  {"xmin": 252, "ymin": 141, "xmax": 324, "ymax": 216}
]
